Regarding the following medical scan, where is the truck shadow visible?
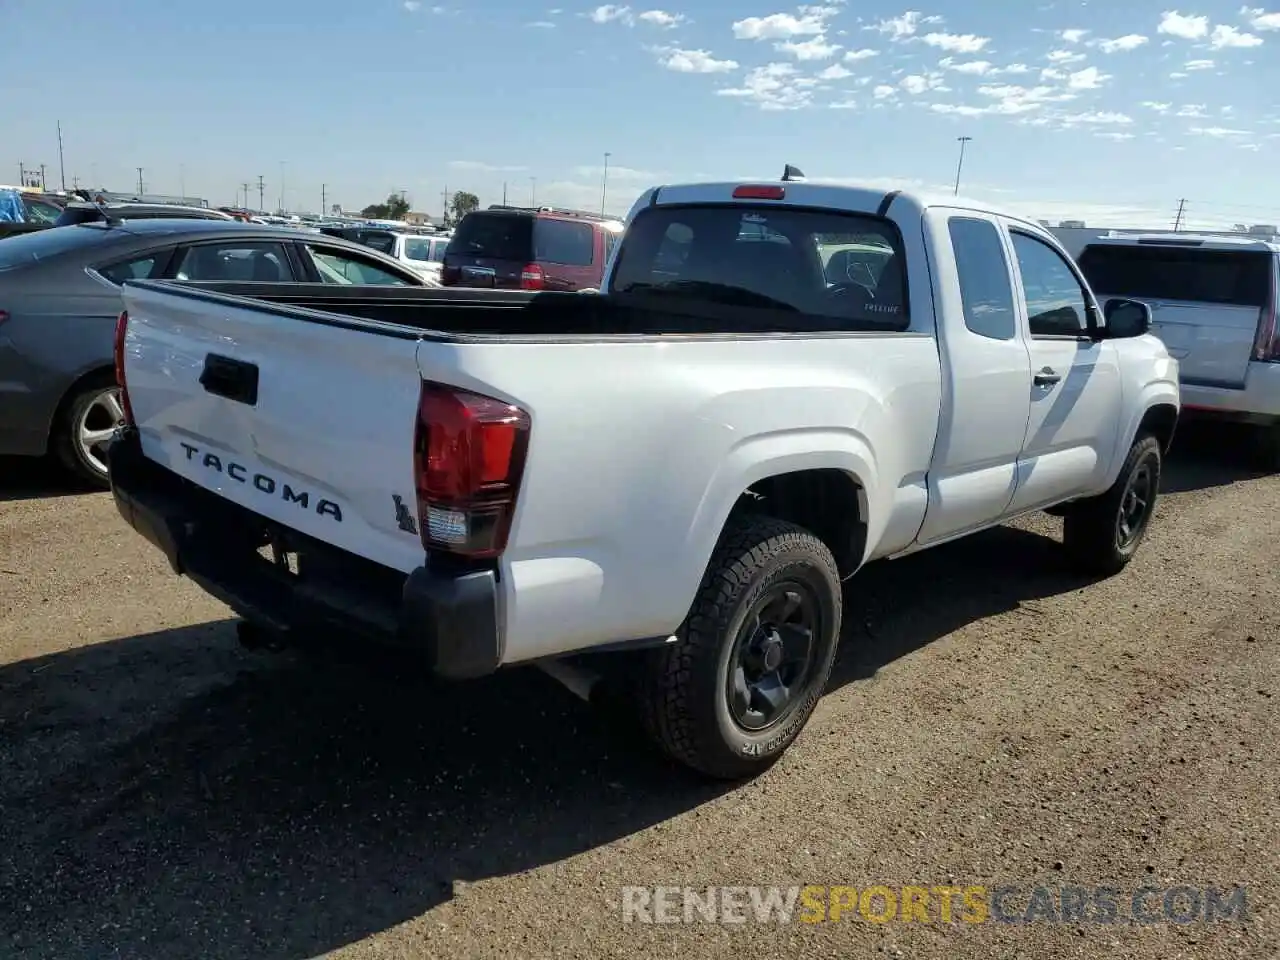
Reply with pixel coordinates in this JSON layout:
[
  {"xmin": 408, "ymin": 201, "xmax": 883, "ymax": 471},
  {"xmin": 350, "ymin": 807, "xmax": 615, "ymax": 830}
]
[
  {"xmin": 1159, "ymin": 421, "xmax": 1274, "ymax": 494},
  {"xmin": 0, "ymin": 522, "xmax": 1104, "ymax": 959},
  {"xmin": 0, "ymin": 456, "xmax": 95, "ymax": 503}
]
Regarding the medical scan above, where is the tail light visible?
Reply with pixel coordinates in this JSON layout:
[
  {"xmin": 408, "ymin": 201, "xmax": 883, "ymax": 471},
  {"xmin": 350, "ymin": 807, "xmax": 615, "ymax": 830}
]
[
  {"xmin": 413, "ymin": 382, "xmax": 531, "ymax": 559},
  {"xmin": 520, "ymin": 264, "xmax": 545, "ymax": 290},
  {"xmin": 0, "ymin": 310, "xmax": 8, "ymax": 326},
  {"xmin": 1253, "ymin": 265, "xmax": 1279, "ymax": 361},
  {"xmin": 113, "ymin": 310, "xmax": 136, "ymax": 426}
]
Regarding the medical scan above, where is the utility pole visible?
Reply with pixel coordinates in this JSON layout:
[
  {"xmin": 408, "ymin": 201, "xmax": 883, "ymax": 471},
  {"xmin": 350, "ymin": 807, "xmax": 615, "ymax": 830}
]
[
  {"xmin": 1172, "ymin": 198, "xmax": 1187, "ymax": 232},
  {"xmin": 953, "ymin": 136, "xmax": 972, "ymax": 196},
  {"xmin": 40, "ymin": 164, "xmax": 47, "ymax": 190},
  {"xmin": 242, "ymin": 182, "xmax": 251, "ymax": 210},
  {"xmin": 502, "ymin": 181, "xmax": 508, "ymax": 205},
  {"xmin": 257, "ymin": 175, "xmax": 265, "ymax": 213},
  {"xmin": 57, "ymin": 121, "xmax": 67, "ymax": 191},
  {"xmin": 600, "ymin": 151, "xmax": 611, "ymax": 215},
  {"xmin": 530, "ymin": 176, "xmax": 537, "ymax": 206},
  {"xmin": 136, "ymin": 167, "xmax": 144, "ymax": 197},
  {"xmin": 442, "ymin": 184, "xmax": 449, "ymax": 223},
  {"xmin": 321, "ymin": 183, "xmax": 327, "ymax": 216}
]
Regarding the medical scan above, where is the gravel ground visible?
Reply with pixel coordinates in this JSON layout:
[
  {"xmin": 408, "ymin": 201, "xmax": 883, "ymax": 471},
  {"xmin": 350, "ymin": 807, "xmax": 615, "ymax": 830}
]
[{"xmin": 1, "ymin": 424, "xmax": 1277, "ymax": 960}]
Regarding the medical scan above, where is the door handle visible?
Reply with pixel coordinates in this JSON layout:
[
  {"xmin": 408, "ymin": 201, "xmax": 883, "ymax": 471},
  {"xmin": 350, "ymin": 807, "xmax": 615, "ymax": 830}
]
[{"xmin": 1033, "ymin": 367, "xmax": 1061, "ymax": 386}]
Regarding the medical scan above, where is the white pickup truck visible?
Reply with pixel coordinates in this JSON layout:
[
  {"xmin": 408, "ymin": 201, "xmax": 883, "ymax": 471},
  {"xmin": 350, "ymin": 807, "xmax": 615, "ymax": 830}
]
[{"xmin": 106, "ymin": 173, "xmax": 1180, "ymax": 779}]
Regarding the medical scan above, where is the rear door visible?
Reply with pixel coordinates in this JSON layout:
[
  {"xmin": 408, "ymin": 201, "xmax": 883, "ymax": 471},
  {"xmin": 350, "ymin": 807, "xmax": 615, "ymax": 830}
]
[
  {"xmin": 533, "ymin": 217, "xmax": 597, "ymax": 290},
  {"xmin": 1077, "ymin": 242, "xmax": 1272, "ymax": 389},
  {"xmin": 441, "ymin": 212, "xmax": 534, "ymax": 288}
]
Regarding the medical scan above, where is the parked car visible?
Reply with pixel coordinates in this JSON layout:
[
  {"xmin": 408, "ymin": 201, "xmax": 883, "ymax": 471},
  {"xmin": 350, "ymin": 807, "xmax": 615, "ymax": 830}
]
[
  {"xmin": 319, "ymin": 226, "xmax": 446, "ymax": 284},
  {"xmin": 1076, "ymin": 233, "xmax": 1279, "ymax": 466},
  {"xmin": 0, "ymin": 219, "xmax": 433, "ymax": 486},
  {"xmin": 440, "ymin": 205, "xmax": 624, "ymax": 291},
  {"xmin": 105, "ymin": 172, "xmax": 1179, "ymax": 779},
  {"xmin": 54, "ymin": 202, "xmax": 234, "ymax": 227},
  {"xmin": 0, "ymin": 187, "xmax": 66, "ymax": 239}
]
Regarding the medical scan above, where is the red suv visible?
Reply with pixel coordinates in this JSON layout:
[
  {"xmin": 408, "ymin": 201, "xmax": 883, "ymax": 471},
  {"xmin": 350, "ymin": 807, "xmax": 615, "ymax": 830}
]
[{"xmin": 440, "ymin": 206, "xmax": 624, "ymax": 292}]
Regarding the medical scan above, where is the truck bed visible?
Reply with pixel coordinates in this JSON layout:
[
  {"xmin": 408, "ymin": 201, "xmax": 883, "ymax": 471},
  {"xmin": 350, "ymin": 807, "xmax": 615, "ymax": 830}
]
[{"xmin": 141, "ymin": 280, "xmax": 904, "ymax": 339}]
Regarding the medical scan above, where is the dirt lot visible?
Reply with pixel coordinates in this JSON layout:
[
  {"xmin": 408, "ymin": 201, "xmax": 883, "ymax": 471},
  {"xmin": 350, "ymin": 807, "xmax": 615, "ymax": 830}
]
[{"xmin": 1, "ymin": 425, "xmax": 1277, "ymax": 960}]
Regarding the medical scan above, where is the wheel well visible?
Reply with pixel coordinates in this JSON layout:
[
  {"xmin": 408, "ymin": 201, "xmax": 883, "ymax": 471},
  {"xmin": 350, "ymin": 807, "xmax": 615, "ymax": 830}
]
[
  {"xmin": 729, "ymin": 469, "xmax": 866, "ymax": 577},
  {"xmin": 47, "ymin": 366, "xmax": 115, "ymax": 445},
  {"xmin": 1139, "ymin": 403, "xmax": 1179, "ymax": 454}
]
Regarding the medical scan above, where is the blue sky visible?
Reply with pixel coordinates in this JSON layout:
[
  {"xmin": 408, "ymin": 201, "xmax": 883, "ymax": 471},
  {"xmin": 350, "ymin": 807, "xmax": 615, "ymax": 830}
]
[{"xmin": 3, "ymin": 0, "xmax": 1280, "ymax": 228}]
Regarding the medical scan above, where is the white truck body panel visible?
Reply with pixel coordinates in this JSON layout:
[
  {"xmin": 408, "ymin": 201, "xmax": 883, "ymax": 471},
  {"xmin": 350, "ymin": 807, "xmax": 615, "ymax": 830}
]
[{"xmin": 118, "ymin": 177, "xmax": 1180, "ymax": 669}]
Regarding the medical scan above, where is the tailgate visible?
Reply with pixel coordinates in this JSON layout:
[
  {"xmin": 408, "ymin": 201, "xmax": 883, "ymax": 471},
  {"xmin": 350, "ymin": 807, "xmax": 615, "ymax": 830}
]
[
  {"xmin": 120, "ymin": 283, "xmax": 429, "ymax": 574},
  {"xmin": 1102, "ymin": 295, "xmax": 1261, "ymax": 389}
]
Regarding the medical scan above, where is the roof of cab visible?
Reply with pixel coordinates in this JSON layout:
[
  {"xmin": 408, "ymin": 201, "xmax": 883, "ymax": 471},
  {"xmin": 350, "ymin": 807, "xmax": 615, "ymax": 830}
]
[{"xmin": 638, "ymin": 178, "xmax": 1044, "ymax": 232}]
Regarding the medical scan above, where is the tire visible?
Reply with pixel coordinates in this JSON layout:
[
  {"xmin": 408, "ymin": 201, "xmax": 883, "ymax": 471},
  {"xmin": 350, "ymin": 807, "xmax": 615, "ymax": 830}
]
[
  {"xmin": 637, "ymin": 515, "xmax": 842, "ymax": 780},
  {"xmin": 1062, "ymin": 433, "xmax": 1162, "ymax": 577},
  {"xmin": 53, "ymin": 375, "xmax": 126, "ymax": 488}
]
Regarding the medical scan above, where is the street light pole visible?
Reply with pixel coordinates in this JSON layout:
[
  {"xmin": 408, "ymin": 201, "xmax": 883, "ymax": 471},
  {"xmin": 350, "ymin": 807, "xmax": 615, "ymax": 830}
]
[
  {"xmin": 953, "ymin": 136, "xmax": 973, "ymax": 196},
  {"xmin": 530, "ymin": 176, "xmax": 537, "ymax": 206},
  {"xmin": 57, "ymin": 121, "xmax": 67, "ymax": 191},
  {"xmin": 600, "ymin": 151, "xmax": 611, "ymax": 215}
]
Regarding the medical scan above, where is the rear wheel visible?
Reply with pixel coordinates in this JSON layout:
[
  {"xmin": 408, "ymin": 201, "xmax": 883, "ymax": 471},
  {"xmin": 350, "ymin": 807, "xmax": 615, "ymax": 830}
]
[
  {"xmin": 1062, "ymin": 433, "xmax": 1162, "ymax": 576},
  {"xmin": 638, "ymin": 515, "xmax": 842, "ymax": 779},
  {"xmin": 53, "ymin": 376, "xmax": 126, "ymax": 488}
]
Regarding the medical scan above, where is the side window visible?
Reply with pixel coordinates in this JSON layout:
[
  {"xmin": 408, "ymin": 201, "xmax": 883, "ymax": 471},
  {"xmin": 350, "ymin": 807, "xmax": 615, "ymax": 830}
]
[
  {"xmin": 97, "ymin": 254, "xmax": 162, "ymax": 285},
  {"xmin": 306, "ymin": 245, "xmax": 411, "ymax": 285},
  {"xmin": 1010, "ymin": 231, "xmax": 1090, "ymax": 337},
  {"xmin": 403, "ymin": 237, "xmax": 432, "ymax": 262},
  {"xmin": 24, "ymin": 198, "xmax": 63, "ymax": 224},
  {"xmin": 534, "ymin": 219, "xmax": 594, "ymax": 265},
  {"xmin": 173, "ymin": 242, "xmax": 292, "ymax": 282},
  {"xmin": 948, "ymin": 217, "xmax": 1016, "ymax": 340},
  {"xmin": 602, "ymin": 230, "xmax": 619, "ymax": 264}
]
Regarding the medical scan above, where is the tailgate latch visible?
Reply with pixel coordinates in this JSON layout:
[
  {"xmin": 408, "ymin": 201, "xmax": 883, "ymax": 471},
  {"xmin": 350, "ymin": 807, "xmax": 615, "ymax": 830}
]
[{"xmin": 200, "ymin": 354, "xmax": 259, "ymax": 406}]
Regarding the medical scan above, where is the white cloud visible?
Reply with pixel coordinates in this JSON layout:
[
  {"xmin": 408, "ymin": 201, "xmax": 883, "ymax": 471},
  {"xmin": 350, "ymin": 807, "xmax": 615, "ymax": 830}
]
[
  {"xmin": 1189, "ymin": 125, "xmax": 1251, "ymax": 137},
  {"xmin": 1185, "ymin": 58, "xmax": 1215, "ymax": 68},
  {"xmin": 1141, "ymin": 100, "xmax": 1172, "ymax": 112},
  {"xmin": 732, "ymin": 10, "xmax": 828, "ymax": 40},
  {"xmin": 1060, "ymin": 28, "xmax": 1089, "ymax": 42},
  {"xmin": 1040, "ymin": 66, "xmax": 1066, "ymax": 80},
  {"xmin": 1158, "ymin": 10, "xmax": 1209, "ymax": 39},
  {"xmin": 1066, "ymin": 65, "xmax": 1110, "ymax": 89},
  {"xmin": 1059, "ymin": 110, "xmax": 1133, "ymax": 124},
  {"xmin": 1176, "ymin": 103, "xmax": 1208, "ymax": 116},
  {"xmin": 403, "ymin": 0, "xmax": 421, "ymax": 9},
  {"xmin": 1169, "ymin": 70, "xmax": 1190, "ymax": 77},
  {"xmin": 817, "ymin": 63, "xmax": 852, "ymax": 79},
  {"xmin": 1046, "ymin": 49, "xmax": 1087, "ymax": 64},
  {"xmin": 900, "ymin": 72, "xmax": 947, "ymax": 93},
  {"xmin": 717, "ymin": 61, "xmax": 816, "ymax": 109},
  {"xmin": 967, "ymin": 82, "xmax": 1076, "ymax": 115},
  {"xmin": 527, "ymin": 19, "xmax": 556, "ymax": 27},
  {"xmin": 929, "ymin": 102, "xmax": 989, "ymax": 116},
  {"xmin": 828, "ymin": 98, "xmax": 859, "ymax": 109},
  {"xmin": 921, "ymin": 32, "xmax": 990, "ymax": 53},
  {"xmin": 778, "ymin": 35, "xmax": 841, "ymax": 60},
  {"xmin": 573, "ymin": 164, "xmax": 656, "ymax": 180},
  {"xmin": 866, "ymin": 11, "xmax": 941, "ymax": 40},
  {"xmin": 1097, "ymin": 131, "xmax": 1136, "ymax": 140},
  {"xmin": 873, "ymin": 84, "xmax": 897, "ymax": 99},
  {"xmin": 1242, "ymin": 6, "xmax": 1280, "ymax": 30},
  {"xmin": 589, "ymin": 4, "xmax": 632, "ymax": 24},
  {"xmin": 637, "ymin": 9, "xmax": 685, "ymax": 27},
  {"xmin": 654, "ymin": 46, "xmax": 739, "ymax": 72},
  {"xmin": 939, "ymin": 57, "xmax": 995, "ymax": 74},
  {"xmin": 449, "ymin": 160, "xmax": 528, "ymax": 172},
  {"xmin": 1000, "ymin": 63, "xmax": 1031, "ymax": 74},
  {"xmin": 1210, "ymin": 23, "xmax": 1263, "ymax": 47},
  {"xmin": 1096, "ymin": 34, "xmax": 1150, "ymax": 52},
  {"xmin": 843, "ymin": 47, "xmax": 880, "ymax": 61}
]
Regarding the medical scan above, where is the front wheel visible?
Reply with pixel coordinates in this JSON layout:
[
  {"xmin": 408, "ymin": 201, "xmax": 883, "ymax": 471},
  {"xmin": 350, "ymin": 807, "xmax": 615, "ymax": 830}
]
[
  {"xmin": 1062, "ymin": 433, "xmax": 1162, "ymax": 576},
  {"xmin": 638, "ymin": 515, "xmax": 842, "ymax": 779},
  {"xmin": 53, "ymin": 377, "xmax": 127, "ymax": 488}
]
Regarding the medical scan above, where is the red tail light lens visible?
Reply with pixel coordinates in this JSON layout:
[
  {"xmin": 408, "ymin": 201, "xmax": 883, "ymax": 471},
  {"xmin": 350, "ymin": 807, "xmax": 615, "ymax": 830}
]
[
  {"xmin": 1253, "ymin": 268, "xmax": 1279, "ymax": 361},
  {"xmin": 113, "ymin": 310, "xmax": 136, "ymax": 427},
  {"xmin": 520, "ymin": 264, "xmax": 545, "ymax": 290},
  {"xmin": 0, "ymin": 310, "xmax": 9, "ymax": 326},
  {"xmin": 413, "ymin": 382, "xmax": 531, "ymax": 558},
  {"xmin": 733, "ymin": 184, "xmax": 786, "ymax": 200}
]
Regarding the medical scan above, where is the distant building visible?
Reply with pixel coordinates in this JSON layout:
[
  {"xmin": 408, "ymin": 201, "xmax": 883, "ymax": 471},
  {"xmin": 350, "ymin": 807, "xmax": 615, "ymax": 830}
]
[{"xmin": 404, "ymin": 211, "xmax": 434, "ymax": 226}]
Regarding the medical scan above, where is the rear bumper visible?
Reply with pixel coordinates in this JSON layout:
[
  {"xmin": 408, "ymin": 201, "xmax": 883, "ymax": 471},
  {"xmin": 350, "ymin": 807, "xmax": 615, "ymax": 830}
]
[
  {"xmin": 106, "ymin": 429, "xmax": 502, "ymax": 679},
  {"xmin": 1182, "ymin": 362, "xmax": 1280, "ymax": 424}
]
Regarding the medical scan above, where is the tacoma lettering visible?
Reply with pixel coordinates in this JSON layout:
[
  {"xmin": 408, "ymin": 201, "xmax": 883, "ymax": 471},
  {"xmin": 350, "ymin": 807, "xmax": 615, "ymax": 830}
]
[{"xmin": 178, "ymin": 441, "xmax": 342, "ymax": 521}]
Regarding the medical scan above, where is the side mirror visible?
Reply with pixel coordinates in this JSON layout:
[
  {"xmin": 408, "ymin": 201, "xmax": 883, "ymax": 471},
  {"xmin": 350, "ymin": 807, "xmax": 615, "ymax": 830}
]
[{"xmin": 1103, "ymin": 298, "xmax": 1152, "ymax": 338}]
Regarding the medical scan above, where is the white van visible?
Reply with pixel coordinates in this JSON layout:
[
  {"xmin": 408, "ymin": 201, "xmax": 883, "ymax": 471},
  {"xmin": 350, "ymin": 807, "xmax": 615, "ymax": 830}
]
[{"xmin": 1077, "ymin": 233, "xmax": 1279, "ymax": 465}]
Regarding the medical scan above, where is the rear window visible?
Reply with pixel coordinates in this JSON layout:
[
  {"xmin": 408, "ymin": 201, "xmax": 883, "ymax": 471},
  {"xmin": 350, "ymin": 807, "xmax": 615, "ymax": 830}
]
[
  {"xmin": 534, "ymin": 218, "xmax": 594, "ymax": 265},
  {"xmin": 446, "ymin": 212, "xmax": 534, "ymax": 262},
  {"xmin": 0, "ymin": 224, "xmax": 115, "ymax": 272},
  {"xmin": 1077, "ymin": 244, "xmax": 1273, "ymax": 308},
  {"xmin": 608, "ymin": 204, "xmax": 909, "ymax": 332}
]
